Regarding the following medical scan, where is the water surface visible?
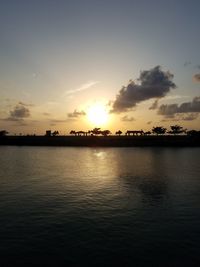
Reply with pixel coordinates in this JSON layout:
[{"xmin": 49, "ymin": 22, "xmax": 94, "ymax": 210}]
[{"xmin": 0, "ymin": 147, "xmax": 200, "ymax": 266}]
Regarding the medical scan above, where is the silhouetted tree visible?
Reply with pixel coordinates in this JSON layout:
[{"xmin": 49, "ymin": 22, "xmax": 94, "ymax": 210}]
[
  {"xmin": 0, "ymin": 130, "xmax": 8, "ymax": 136},
  {"xmin": 115, "ymin": 130, "xmax": 122, "ymax": 136},
  {"xmin": 91, "ymin": 128, "xmax": 101, "ymax": 135},
  {"xmin": 168, "ymin": 125, "xmax": 185, "ymax": 135},
  {"xmin": 101, "ymin": 130, "xmax": 111, "ymax": 136},
  {"xmin": 152, "ymin": 126, "xmax": 166, "ymax": 135}
]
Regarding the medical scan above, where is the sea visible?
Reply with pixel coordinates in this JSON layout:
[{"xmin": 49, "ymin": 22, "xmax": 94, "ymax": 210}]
[{"xmin": 0, "ymin": 146, "xmax": 200, "ymax": 266}]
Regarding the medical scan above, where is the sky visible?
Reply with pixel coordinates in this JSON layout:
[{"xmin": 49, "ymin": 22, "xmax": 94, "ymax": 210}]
[{"xmin": 0, "ymin": 0, "xmax": 200, "ymax": 135}]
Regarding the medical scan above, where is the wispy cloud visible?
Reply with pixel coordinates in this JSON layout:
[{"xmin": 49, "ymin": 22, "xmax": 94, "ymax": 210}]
[
  {"xmin": 121, "ymin": 115, "xmax": 135, "ymax": 122},
  {"xmin": 67, "ymin": 110, "xmax": 86, "ymax": 118},
  {"xmin": 18, "ymin": 101, "xmax": 34, "ymax": 107},
  {"xmin": 49, "ymin": 119, "xmax": 67, "ymax": 123},
  {"xmin": 64, "ymin": 81, "xmax": 99, "ymax": 96},
  {"xmin": 43, "ymin": 112, "xmax": 51, "ymax": 116},
  {"xmin": 46, "ymin": 101, "xmax": 59, "ymax": 105}
]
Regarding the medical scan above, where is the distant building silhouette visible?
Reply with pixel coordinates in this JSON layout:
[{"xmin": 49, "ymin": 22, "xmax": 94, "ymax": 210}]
[{"xmin": 126, "ymin": 130, "xmax": 144, "ymax": 136}]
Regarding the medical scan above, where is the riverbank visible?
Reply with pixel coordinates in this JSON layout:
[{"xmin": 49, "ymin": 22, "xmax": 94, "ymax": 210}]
[{"xmin": 0, "ymin": 135, "xmax": 200, "ymax": 147}]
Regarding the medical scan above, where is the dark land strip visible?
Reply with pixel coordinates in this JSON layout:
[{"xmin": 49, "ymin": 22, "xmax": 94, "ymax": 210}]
[{"xmin": 0, "ymin": 135, "xmax": 200, "ymax": 147}]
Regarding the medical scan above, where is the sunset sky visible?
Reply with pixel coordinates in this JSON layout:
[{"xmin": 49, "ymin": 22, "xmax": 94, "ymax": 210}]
[{"xmin": 0, "ymin": 0, "xmax": 200, "ymax": 135}]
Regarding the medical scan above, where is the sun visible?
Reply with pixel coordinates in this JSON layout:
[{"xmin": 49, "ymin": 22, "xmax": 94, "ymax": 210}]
[{"xmin": 87, "ymin": 103, "xmax": 109, "ymax": 126}]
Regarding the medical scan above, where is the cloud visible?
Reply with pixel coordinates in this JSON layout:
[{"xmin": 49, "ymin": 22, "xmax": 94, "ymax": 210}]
[
  {"xmin": 184, "ymin": 61, "xmax": 191, "ymax": 67},
  {"xmin": 10, "ymin": 104, "xmax": 30, "ymax": 119},
  {"xmin": 193, "ymin": 73, "xmax": 200, "ymax": 82},
  {"xmin": 67, "ymin": 110, "xmax": 86, "ymax": 118},
  {"xmin": 149, "ymin": 99, "xmax": 159, "ymax": 110},
  {"xmin": 161, "ymin": 113, "xmax": 198, "ymax": 122},
  {"xmin": 121, "ymin": 115, "xmax": 135, "ymax": 122},
  {"xmin": 111, "ymin": 66, "xmax": 176, "ymax": 113},
  {"xmin": 64, "ymin": 81, "xmax": 99, "ymax": 96},
  {"xmin": 1, "ymin": 117, "xmax": 22, "ymax": 122},
  {"xmin": 147, "ymin": 121, "xmax": 152, "ymax": 124},
  {"xmin": 164, "ymin": 95, "xmax": 189, "ymax": 100},
  {"xmin": 50, "ymin": 119, "xmax": 67, "ymax": 123},
  {"xmin": 43, "ymin": 112, "xmax": 51, "ymax": 116},
  {"xmin": 0, "ymin": 103, "xmax": 31, "ymax": 122},
  {"xmin": 158, "ymin": 96, "xmax": 200, "ymax": 119},
  {"xmin": 46, "ymin": 101, "xmax": 59, "ymax": 105},
  {"xmin": 18, "ymin": 101, "xmax": 34, "ymax": 107},
  {"xmin": 180, "ymin": 113, "xmax": 199, "ymax": 121},
  {"xmin": 13, "ymin": 121, "xmax": 29, "ymax": 126}
]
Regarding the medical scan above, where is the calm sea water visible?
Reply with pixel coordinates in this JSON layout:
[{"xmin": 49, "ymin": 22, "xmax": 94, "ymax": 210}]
[{"xmin": 0, "ymin": 146, "xmax": 200, "ymax": 266}]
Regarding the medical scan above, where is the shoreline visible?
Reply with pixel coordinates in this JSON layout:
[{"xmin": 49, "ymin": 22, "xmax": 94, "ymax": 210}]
[{"xmin": 0, "ymin": 135, "xmax": 200, "ymax": 147}]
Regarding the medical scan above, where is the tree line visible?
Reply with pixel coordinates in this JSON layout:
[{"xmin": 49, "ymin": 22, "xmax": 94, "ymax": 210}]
[
  {"xmin": 1, "ymin": 125, "xmax": 200, "ymax": 137},
  {"xmin": 69, "ymin": 125, "xmax": 200, "ymax": 136}
]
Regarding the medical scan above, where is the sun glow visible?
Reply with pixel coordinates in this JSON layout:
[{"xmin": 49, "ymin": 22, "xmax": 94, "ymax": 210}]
[{"xmin": 87, "ymin": 103, "xmax": 109, "ymax": 126}]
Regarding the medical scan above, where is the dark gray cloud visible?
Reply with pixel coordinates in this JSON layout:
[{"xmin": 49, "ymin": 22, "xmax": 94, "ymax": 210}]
[
  {"xmin": 158, "ymin": 96, "xmax": 200, "ymax": 119},
  {"xmin": 121, "ymin": 115, "xmax": 135, "ymax": 122},
  {"xmin": 193, "ymin": 73, "xmax": 200, "ymax": 82},
  {"xmin": 67, "ymin": 110, "xmax": 86, "ymax": 118},
  {"xmin": 180, "ymin": 113, "xmax": 199, "ymax": 121},
  {"xmin": 161, "ymin": 113, "xmax": 198, "ymax": 122},
  {"xmin": 10, "ymin": 104, "xmax": 30, "ymax": 119},
  {"xmin": 111, "ymin": 66, "xmax": 176, "ymax": 113},
  {"xmin": 0, "ymin": 103, "xmax": 31, "ymax": 122},
  {"xmin": 149, "ymin": 99, "xmax": 159, "ymax": 110}
]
